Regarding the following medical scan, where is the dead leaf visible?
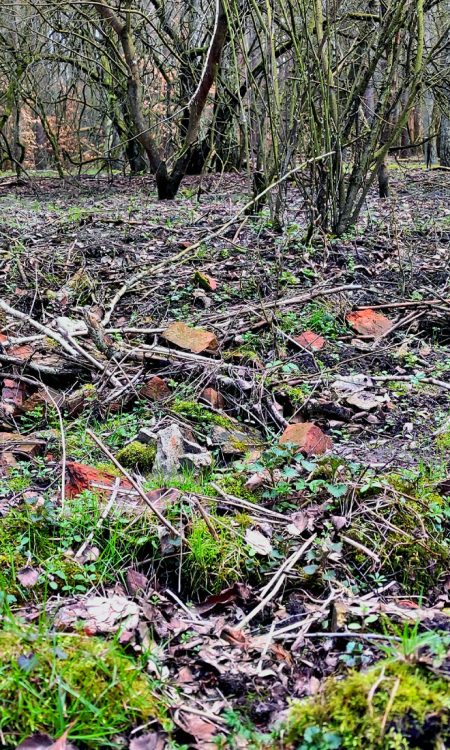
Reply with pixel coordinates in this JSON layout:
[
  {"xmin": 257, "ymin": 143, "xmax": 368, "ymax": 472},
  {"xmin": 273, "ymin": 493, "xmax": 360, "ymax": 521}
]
[
  {"xmin": 245, "ymin": 528, "xmax": 273, "ymax": 556},
  {"xmin": 126, "ymin": 568, "xmax": 149, "ymax": 595},
  {"xmin": 129, "ymin": 733, "xmax": 166, "ymax": 750},
  {"xmin": 331, "ymin": 515, "xmax": 347, "ymax": 530},
  {"xmin": 161, "ymin": 322, "xmax": 219, "ymax": 354},
  {"xmin": 17, "ymin": 566, "xmax": 40, "ymax": 588},
  {"xmin": 55, "ymin": 595, "xmax": 139, "ymax": 634},
  {"xmin": 244, "ymin": 470, "xmax": 271, "ymax": 490},
  {"xmin": 21, "ymin": 388, "xmax": 64, "ymax": 413},
  {"xmin": 175, "ymin": 712, "xmax": 217, "ymax": 741},
  {"xmin": 16, "ymin": 730, "xmax": 77, "ymax": 750},
  {"xmin": 196, "ymin": 583, "xmax": 251, "ymax": 614},
  {"xmin": 16, "ymin": 735, "xmax": 54, "ymax": 750},
  {"xmin": 280, "ymin": 423, "xmax": 332, "ymax": 455},
  {"xmin": 294, "ymin": 330, "xmax": 326, "ymax": 351},
  {"xmin": 194, "ymin": 270, "xmax": 218, "ymax": 292},
  {"xmin": 346, "ymin": 309, "xmax": 392, "ymax": 338},
  {"xmin": 140, "ymin": 376, "xmax": 171, "ymax": 402},
  {"xmin": 145, "ymin": 487, "xmax": 181, "ymax": 511}
]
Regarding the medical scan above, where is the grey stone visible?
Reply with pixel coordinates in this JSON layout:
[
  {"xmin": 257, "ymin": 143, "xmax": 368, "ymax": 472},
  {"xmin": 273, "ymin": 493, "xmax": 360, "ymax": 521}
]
[
  {"xmin": 210, "ymin": 425, "xmax": 263, "ymax": 455},
  {"xmin": 154, "ymin": 423, "xmax": 211, "ymax": 475}
]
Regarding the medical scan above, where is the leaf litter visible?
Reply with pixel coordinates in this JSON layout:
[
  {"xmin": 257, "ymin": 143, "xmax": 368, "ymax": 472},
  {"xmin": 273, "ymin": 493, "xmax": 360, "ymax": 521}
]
[{"xmin": 0, "ymin": 169, "xmax": 450, "ymax": 748}]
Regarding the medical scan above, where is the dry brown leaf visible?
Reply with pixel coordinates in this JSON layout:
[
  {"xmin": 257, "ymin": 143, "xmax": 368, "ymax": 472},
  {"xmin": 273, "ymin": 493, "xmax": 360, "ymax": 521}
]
[
  {"xmin": 280, "ymin": 423, "xmax": 332, "ymax": 455},
  {"xmin": 17, "ymin": 566, "xmax": 40, "ymax": 588},
  {"xmin": 161, "ymin": 321, "xmax": 218, "ymax": 354},
  {"xmin": 245, "ymin": 528, "xmax": 273, "ymax": 556}
]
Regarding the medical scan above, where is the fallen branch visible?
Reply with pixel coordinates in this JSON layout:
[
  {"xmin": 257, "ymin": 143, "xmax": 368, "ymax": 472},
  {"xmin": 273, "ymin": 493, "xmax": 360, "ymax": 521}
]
[
  {"xmin": 372, "ymin": 374, "xmax": 450, "ymax": 391},
  {"xmin": 0, "ymin": 299, "xmax": 121, "ymax": 386},
  {"xmin": 75, "ymin": 477, "xmax": 121, "ymax": 559},
  {"xmin": 236, "ymin": 534, "xmax": 317, "ymax": 630}
]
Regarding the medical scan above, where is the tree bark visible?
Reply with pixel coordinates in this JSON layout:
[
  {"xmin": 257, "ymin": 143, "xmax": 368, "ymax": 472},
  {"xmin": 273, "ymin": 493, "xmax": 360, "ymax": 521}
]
[{"xmin": 94, "ymin": 0, "xmax": 227, "ymax": 199}]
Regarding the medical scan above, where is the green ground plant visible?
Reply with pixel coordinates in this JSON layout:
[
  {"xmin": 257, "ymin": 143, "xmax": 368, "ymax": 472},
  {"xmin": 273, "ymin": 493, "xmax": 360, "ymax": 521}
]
[
  {"xmin": 287, "ymin": 659, "xmax": 450, "ymax": 750},
  {"xmin": 0, "ymin": 621, "xmax": 168, "ymax": 747}
]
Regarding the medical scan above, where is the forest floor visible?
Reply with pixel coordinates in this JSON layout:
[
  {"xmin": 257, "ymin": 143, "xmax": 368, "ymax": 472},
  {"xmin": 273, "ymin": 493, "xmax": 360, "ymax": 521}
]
[{"xmin": 0, "ymin": 164, "xmax": 449, "ymax": 750}]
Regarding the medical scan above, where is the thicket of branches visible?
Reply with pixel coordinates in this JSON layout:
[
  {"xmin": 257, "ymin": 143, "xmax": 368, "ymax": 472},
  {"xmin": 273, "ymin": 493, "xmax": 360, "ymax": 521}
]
[{"xmin": 1, "ymin": 0, "xmax": 449, "ymax": 234}]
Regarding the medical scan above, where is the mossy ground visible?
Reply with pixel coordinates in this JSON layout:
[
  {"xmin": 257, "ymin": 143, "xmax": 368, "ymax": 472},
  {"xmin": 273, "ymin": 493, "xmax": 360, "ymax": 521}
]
[
  {"xmin": 287, "ymin": 660, "xmax": 450, "ymax": 750},
  {"xmin": 116, "ymin": 440, "xmax": 156, "ymax": 471},
  {"xmin": 2, "ymin": 171, "xmax": 450, "ymax": 748},
  {"xmin": 0, "ymin": 623, "xmax": 167, "ymax": 747},
  {"xmin": 0, "ymin": 463, "xmax": 271, "ymax": 600}
]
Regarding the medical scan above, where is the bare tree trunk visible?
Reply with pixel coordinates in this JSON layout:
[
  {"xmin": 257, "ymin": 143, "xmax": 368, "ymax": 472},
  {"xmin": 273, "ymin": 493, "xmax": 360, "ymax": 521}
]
[
  {"xmin": 94, "ymin": 0, "xmax": 227, "ymax": 199},
  {"xmin": 34, "ymin": 120, "xmax": 48, "ymax": 170}
]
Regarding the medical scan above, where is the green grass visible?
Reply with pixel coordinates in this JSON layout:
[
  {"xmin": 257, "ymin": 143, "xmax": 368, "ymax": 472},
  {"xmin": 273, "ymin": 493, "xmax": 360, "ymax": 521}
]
[
  {"xmin": 0, "ymin": 480, "xmax": 160, "ymax": 600},
  {"xmin": 0, "ymin": 621, "xmax": 168, "ymax": 747}
]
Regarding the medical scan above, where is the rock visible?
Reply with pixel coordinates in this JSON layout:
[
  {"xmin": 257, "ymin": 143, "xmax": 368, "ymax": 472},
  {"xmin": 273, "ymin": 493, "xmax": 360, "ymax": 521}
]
[
  {"xmin": 210, "ymin": 425, "xmax": 264, "ymax": 455},
  {"xmin": 140, "ymin": 376, "xmax": 171, "ymax": 402},
  {"xmin": 294, "ymin": 330, "xmax": 326, "ymax": 351},
  {"xmin": 279, "ymin": 423, "xmax": 332, "ymax": 455},
  {"xmin": 65, "ymin": 461, "xmax": 132, "ymax": 499},
  {"xmin": 0, "ymin": 431, "xmax": 47, "ymax": 458},
  {"xmin": 161, "ymin": 321, "xmax": 219, "ymax": 354},
  {"xmin": 200, "ymin": 387, "xmax": 225, "ymax": 409},
  {"xmin": 345, "ymin": 392, "xmax": 380, "ymax": 411},
  {"xmin": 346, "ymin": 309, "xmax": 392, "ymax": 338},
  {"xmin": 331, "ymin": 374, "xmax": 373, "ymax": 395},
  {"xmin": 136, "ymin": 427, "xmax": 156, "ymax": 444},
  {"xmin": 180, "ymin": 451, "xmax": 212, "ymax": 471},
  {"xmin": 154, "ymin": 424, "xmax": 184, "ymax": 474},
  {"xmin": 154, "ymin": 423, "xmax": 211, "ymax": 475}
]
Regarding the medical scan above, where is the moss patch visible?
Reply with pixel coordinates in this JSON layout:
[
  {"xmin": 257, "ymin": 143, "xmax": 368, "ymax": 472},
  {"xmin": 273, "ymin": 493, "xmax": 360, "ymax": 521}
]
[
  {"xmin": 116, "ymin": 440, "xmax": 156, "ymax": 472},
  {"xmin": 171, "ymin": 399, "xmax": 234, "ymax": 427},
  {"xmin": 287, "ymin": 660, "xmax": 450, "ymax": 750},
  {"xmin": 186, "ymin": 513, "xmax": 261, "ymax": 593},
  {"xmin": 0, "ymin": 625, "xmax": 167, "ymax": 747}
]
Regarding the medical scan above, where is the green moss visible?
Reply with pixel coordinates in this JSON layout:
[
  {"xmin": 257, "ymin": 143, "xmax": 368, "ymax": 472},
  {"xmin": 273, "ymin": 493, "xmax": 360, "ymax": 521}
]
[
  {"xmin": 436, "ymin": 431, "xmax": 450, "ymax": 450},
  {"xmin": 94, "ymin": 462, "xmax": 123, "ymax": 477},
  {"xmin": 287, "ymin": 660, "xmax": 450, "ymax": 750},
  {"xmin": 171, "ymin": 399, "xmax": 233, "ymax": 427},
  {"xmin": 187, "ymin": 514, "xmax": 260, "ymax": 593},
  {"xmin": 4, "ymin": 475, "xmax": 30, "ymax": 493},
  {"xmin": 0, "ymin": 624, "xmax": 167, "ymax": 747},
  {"xmin": 215, "ymin": 473, "xmax": 261, "ymax": 502},
  {"xmin": 281, "ymin": 385, "xmax": 313, "ymax": 405},
  {"xmin": 116, "ymin": 441, "xmax": 156, "ymax": 472}
]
